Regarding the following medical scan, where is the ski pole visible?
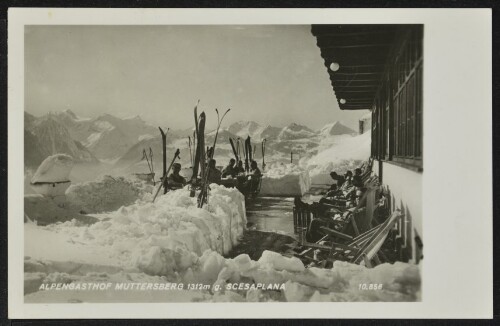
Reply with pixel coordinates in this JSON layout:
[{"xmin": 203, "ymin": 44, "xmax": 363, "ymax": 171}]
[{"xmin": 149, "ymin": 147, "xmax": 155, "ymax": 184}]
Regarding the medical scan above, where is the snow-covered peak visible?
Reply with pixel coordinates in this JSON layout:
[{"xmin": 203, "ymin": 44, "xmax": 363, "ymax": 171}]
[
  {"xmin": 319, "ymin": 121, "xmax": 356, "ymax": 136},
  {"xmin": 278, "ymin": 123, "xmax": 317, "ymax": 140},
  {"xmin": 226, "ymin": 121, "xmax": 264, "ymax": 139},
  {"xmin": 62, "ymin": 109, "xmax": 78, "ymax": 119}
]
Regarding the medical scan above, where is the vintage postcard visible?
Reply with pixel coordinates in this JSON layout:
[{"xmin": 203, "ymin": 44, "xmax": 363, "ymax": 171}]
[{"xmin": 8, "ymin": 8, "xmax": 492, "ymax": 319}]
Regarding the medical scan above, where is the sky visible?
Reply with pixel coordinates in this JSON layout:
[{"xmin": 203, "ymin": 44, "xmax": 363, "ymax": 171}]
[{"xmin": 25, "ymin": 25, "xmax": 367, "ymax": 131}]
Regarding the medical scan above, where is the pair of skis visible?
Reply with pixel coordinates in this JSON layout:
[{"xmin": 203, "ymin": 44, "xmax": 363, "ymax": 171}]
[
  {"xmin": 190, "ymin": 101, "xmax": 205, "ymax": 197},
  {"xmin": 197, "ymin": 107, "xmax": 230, "ymax": 208},
  {"xmin": 243, "ymin": 136, "xmax": 253, "ymax": 172}
]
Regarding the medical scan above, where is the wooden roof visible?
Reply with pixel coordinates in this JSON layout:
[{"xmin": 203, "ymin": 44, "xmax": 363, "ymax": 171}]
[{"xmin": 311, "ymin": 25, "xmax": 405, "ymax": 111}]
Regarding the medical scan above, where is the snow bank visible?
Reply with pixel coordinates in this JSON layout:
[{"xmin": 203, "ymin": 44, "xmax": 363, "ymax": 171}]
[
  {"xmin": 31, "ymin": 154, "xmax": 74, "ymax": 183},
  {"xmin": 65, "ymin": 175, "xmax": 153, "ymax": 213},
  {"xmin": 260, "ymin": 163, "xmax": 311, "ymax": 197},
  {"xmin": 25, "ymin": 185, "xmax": 247, "ymax": 279},
  {"xmin": 307, "ymin": 132, "xmax": 370, "ymax": 185},
  {"xmin": 24, "ymin": 195, "xmax": 98, "ymax": 226}
]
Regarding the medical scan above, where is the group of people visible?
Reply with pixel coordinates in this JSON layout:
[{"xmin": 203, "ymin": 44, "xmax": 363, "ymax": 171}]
[
  {"xmin": 221, "ymin": 158, "xmax": 261, "ymax": 179},
  {"xmin": 222, "ymin": 158, "xmax": 262, "ymax": 194},
  {"xmin": 161, "ymin": 157, "xmax": 262, "ymax": 194},
  {"xmin": 322, "ymin": 168, "xmax": 366, "ymax": 208}
]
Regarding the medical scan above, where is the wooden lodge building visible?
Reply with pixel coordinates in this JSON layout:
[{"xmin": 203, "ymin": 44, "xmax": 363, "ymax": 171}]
[{"xmin": 311, "ymin": 25, "xmax": 423, "ymax": 263}]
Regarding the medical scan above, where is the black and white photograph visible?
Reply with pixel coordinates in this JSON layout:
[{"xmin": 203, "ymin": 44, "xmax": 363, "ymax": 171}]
[{"xmin": 7, "ymin": 8, "xmax": 492, "ymax": 319}]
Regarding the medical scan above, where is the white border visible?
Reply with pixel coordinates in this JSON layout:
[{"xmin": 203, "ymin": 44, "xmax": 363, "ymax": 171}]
[{"xmin": 8, "ymin": 8, "xmax": 493, "ymax": 319}]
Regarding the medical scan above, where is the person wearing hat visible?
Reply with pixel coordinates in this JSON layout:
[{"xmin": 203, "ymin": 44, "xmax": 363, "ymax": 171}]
[{"xmin": 167, "ymin": 162, "xmax": 187, "ymax": 189}]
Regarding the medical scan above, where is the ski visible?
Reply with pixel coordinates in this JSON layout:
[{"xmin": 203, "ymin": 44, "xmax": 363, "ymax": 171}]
[
  {"xmin": 198, "ymin": 108, "xmax": 230, "ymax": 208},
  {"xmin": 199, "ymin": 112, "xmax": 206, "ymax": 182},
  {"xmin": 244, "ymin": 137, "xmax": 249, "ymax": 172},
  {"xmin": 192, "ymin": 130, "xmax": 196, "ymax": 168},
  {"xmin": 158, "ymin": 127, "xmax": 168, "ymax": 183},
  {"xmin": 229, "ymin": 137, "xmax": 239, "ymax": 161},
  {"xmin": 262, "ymin": 138, "xmax": 266, "ymax": 171},
  {"xmin": 246, "ymin": 136, "xmax": 253, "ymax": 163},
  {"xmin": 236, "ymin": 137, "xmax": 241, "ymax": 158},
  {"xmin": 190, "ymin": 111, "xmax": 205, "ymax": 197},
  {"xmin": 152, "ymin": 148, "xmax": 181, "ymax": 203}
]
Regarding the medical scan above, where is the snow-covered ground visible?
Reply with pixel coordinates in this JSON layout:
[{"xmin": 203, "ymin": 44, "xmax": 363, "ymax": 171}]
[
  {"xmin": 260, "ymin": 163, "xmax": 311, "ymax": 197},
  {"xmin": 24, "ymin": 163, "xmax": 420, "ymax": 303}
]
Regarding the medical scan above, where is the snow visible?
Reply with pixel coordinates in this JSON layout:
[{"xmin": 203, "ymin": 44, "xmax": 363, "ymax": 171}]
[
  {"xmin": 94, "ymin": 120, "xmax": 116, "ymax": 132},
  {"xmin": 25, "ymin": 184, "xmax": 247, "ymax": 279},
  {"xmin": 83, "ymin": 132, "xmax": 103, "ymax": 148},
  {"xmin": 65, "ymin": 175, "xmax": 153, "ymax": 214},
  {"xmin": 24, "ymin": 194, "xmax": 98, "ymax": 226},
  {"xmin": 138, "ymin": 134, "xmax": 154, "ymax": 142},
  {"xmin": 23, "ymin": 180, "xmax": 419, "ymax": 302},
  {"xmin": 307, "ymin": 132, "xmax": 371, "ymax": 184},
  {"xmin": 260, "ymin": 163, "xmax": 311, "ymax": 196},
  {"xmin": 31, "ymin": 154, "xmax": 74, "ymax": 183},
  {"xmin": 319, "ymin": 121, "xmax": 356, "ymax": 137},
  {"xmin": 360, "ymin": 111, "xmax": 372, "ymax": 121},
  {"xmin": 24, "ymin": 248, "xmax": 421, "ymax": 302},
  {"xmin": 278, "ymin": 123, "xmax": 317, "ymax": 141}
]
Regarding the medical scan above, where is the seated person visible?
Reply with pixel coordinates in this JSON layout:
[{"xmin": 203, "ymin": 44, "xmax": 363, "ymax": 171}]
[
  {"xmin": 242, "ymin": 160, "xmax": 262, "ymax": 193},
  {"xmin": 222, "ymin": 158, "xmax": 237, "ymax": 178},
  {"xmin": 166, "ymin": 163, "xmax": 187, "ymax": 190},
  {"xmin": 329, "ymin": 171, "xmax": 345, "ymax": 189},
  {"xmin": 207, "ymin": 159, "xmax": 222, "ymax": 184},
  {"xmin": 352, "ymin": 168, "xmax": 363, "ymax": 188},
  {"xmin": 235, "ymin": 160, "xmax": 245, "ymax": 174}
]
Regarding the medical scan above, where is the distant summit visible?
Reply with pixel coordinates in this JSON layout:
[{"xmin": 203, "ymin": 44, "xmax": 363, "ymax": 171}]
[
  {"xmin": 319, "ymin": 121, "xmax": 356, "ymax": 136},
  {"xmin": 24, "ymin": 116, "xmax": 97, "ymax": 168},
  {"xmin": 278, "ymin": 123, "xmax": 317, "ymax": 140},
  {"xmin": 226, "ymin": 121, "xmax": 264, "ymax": 140}
]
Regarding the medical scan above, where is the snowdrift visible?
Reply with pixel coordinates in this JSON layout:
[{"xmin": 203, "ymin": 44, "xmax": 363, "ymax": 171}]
[
  {"xmin": 25, "ymin": 185, "xmax": 247, "ymax": 277},
  {"xmin": 24, "ymin": 195, "xmax": 98, "ymax": 226},
  {"xmin": 31, "ymin": 154, "xmax": 74, "ymax": 183},
  {"xmin": 65, "ymin": 175, "xmax": 153, "ymax": 214},
  {"xmin": 260, "ymin": 164, "xmax": 311, "ymax": 197},
  {"xmin": 307, "ymin": 131, "xmax": 371, "ymax": 185}
]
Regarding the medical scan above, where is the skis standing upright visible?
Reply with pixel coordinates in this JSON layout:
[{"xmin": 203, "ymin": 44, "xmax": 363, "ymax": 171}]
[
  {"xmin": 261, "ymin": 138, "xmax": 266, "ymax": 171},
  {"xmin": 158, "ymin": 127, "xmax": 168, "ymax": 191},
  {"xmin": 236, "ymin": 137, "xmax": 241, "ymax": 160},
  {"xmin": 244, "ymin": 137, "xmax": 249, "ymax": 172},
  {"xmin": 246, "ymin": 136, "xmax": 253, "ymax": 166},
  {"xmin": 229, "ymin": 137, "xmax": 239, "ymax": 162},
  {"xmin": 199, "ymin": 113, "xmax": 206, "ymax": 182},
  {"xmin": 198, "ymin": 108, "xmax": 230, "ymax": 208},
  {"xmin": 190, "ymin": 111, "xmax": 206, "ymax": 197}
]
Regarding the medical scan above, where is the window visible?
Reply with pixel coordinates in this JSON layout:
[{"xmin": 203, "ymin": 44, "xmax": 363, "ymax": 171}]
[{"xmin": 371, "ymin": 26, "xmax": 423, "ymax": 170}]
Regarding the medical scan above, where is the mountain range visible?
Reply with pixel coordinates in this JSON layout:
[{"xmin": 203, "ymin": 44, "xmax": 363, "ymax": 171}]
[{"xmin": 24, "ymin": 110, "xmax": 357, "ymax": 171}]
